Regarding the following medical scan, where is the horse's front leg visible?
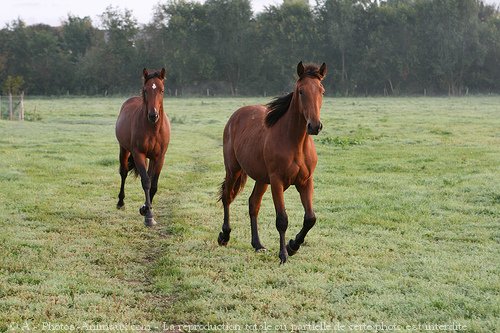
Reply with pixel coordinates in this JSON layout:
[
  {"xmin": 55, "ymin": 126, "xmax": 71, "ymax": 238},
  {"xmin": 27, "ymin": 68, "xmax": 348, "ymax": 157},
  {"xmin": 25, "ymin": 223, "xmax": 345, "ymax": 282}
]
[
  {"xmin": 148, "ymin": 157, "xmax": 164, "ymax": 204},
  {"xmin": 287, "ymin": 179, "xmax": 316, "ymax": 256},
  {"xmin": 270, "ymin": 179, "xmax": 288, "ymax": 264},
  {"xmin": 134, "ymin": 153, "xmax": 156, "ymax": 226}
]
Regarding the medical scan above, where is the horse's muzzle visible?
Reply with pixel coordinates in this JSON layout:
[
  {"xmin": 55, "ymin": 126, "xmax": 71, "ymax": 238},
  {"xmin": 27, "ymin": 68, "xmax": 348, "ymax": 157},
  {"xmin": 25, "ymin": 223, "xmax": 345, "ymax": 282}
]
[
  {"xmin": 148, "ymin": 112, "xmax": 159, "ymax": 124},
  {"xmin": 307, "ymin": 121, "xmax": 323, "ymax": 135}
]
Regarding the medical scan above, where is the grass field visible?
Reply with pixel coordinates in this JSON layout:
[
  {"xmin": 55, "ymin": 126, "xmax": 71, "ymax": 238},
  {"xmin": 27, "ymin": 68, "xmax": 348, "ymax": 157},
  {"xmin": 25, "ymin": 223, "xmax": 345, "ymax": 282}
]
[{"xmin": 0, "ymin": 96, "xmax": 498, "ymax": 332}]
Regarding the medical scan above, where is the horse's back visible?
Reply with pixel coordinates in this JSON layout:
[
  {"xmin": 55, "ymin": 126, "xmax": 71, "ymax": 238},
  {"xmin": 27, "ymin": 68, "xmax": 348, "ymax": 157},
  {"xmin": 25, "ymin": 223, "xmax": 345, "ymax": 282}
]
[
  {"xmin": 225, "ymin": 104, "xmax": 266, "ymax": 135},
  {"xmin": 224, "ymin": 105, "xmax": 270, "ymax": 182},
  {"xmin": 118, "ymin": 97, "xmax": 142, "ymax": 119}
]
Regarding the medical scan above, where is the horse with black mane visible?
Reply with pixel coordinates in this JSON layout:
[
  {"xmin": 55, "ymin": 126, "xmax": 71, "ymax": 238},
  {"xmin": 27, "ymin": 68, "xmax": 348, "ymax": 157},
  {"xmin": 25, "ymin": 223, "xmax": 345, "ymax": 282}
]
[
  {"xmin": 115, "ymin": 68, "xmax": 170, "ymax": 226},
  {"xmin": 218, "ymin": 61, "xmax": 328, "ymax": 263}
]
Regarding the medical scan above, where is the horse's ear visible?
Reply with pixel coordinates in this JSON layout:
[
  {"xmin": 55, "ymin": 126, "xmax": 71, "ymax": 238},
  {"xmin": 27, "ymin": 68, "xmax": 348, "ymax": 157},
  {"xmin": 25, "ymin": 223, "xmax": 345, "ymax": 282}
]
[
  {"xmin": 319, "ymin": 63, "xmax": 327, "ymax": 79},
  {"xmin": 143, "ymin": 68, "xmax": 148, "ymax": 80},
  {"xmin": 297, "ymin": 61, "xmax": 305, "ymax": 78},
  {"xmin": 160, "ymin": 68, "xmax": 166, "ymax": 80}
]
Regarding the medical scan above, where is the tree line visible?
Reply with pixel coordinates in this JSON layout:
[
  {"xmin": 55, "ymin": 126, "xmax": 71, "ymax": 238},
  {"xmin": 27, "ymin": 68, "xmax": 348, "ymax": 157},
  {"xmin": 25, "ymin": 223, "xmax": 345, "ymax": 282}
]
[{"xmin": 0, "ymin": 0, "xmax": 499, "ymax": 97}]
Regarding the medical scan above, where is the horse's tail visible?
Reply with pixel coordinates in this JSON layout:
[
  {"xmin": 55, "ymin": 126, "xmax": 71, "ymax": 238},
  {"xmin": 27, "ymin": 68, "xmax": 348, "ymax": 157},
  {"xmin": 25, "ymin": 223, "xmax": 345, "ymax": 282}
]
[
  {"xmin": 127, "ymin": 155, "xmax": 140, "ymax": 177},
  {"xmin": 217, "ymin": 172, "xmax": 248, "ymax": 203}
]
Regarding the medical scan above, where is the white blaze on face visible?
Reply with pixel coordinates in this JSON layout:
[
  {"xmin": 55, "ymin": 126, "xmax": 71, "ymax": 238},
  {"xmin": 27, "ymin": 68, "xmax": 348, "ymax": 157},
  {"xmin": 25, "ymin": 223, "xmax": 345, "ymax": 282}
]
[{"xmin": 152, "ymin": 83, "xmax": 156, "ymax": 90}]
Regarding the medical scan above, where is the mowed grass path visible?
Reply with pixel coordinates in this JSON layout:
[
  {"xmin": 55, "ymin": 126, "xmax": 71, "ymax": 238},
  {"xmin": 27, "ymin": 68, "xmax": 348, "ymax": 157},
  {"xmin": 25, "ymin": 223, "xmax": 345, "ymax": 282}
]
[{"xmin": 0, "ymin": 97, "xmax": 498, "ymax": 332}]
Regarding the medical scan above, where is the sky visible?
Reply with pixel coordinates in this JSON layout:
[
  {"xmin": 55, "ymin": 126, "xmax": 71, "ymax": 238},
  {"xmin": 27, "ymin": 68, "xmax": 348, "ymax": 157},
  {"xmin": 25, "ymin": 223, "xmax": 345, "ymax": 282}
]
[
  {"xmin": 1, "ymin": 0, "xmax": 499, "ymax": 28},
  {"xmin": 0, "ymin": 0, "xmax": 279, "ymax": 27}
]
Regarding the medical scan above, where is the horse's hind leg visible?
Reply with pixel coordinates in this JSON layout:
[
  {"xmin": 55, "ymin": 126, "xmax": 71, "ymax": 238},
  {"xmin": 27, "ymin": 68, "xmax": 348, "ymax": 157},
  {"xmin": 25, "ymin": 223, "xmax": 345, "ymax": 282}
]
[
  {"xmin": 117, "ymin": 147, "xmax": 130, "ymax": 209},
  {"xmin": 287, "ymin": 180, "xmax": 316, "ymax": 256},
  {"xmin": 218, "ymin": 168, "xmax": 246, "ymax": 246},
  {"xmin": 249, "ymin": 182, "xmax": 268, "ymax": 251}
]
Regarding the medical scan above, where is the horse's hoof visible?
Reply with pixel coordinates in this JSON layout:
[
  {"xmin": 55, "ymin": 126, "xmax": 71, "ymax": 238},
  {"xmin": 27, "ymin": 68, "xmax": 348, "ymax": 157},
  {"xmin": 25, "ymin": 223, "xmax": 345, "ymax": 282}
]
[
  {"xmin": 279, "ymin": 252, "xmax": 288, "ymax": 265},
  {"xmin": 144, "ymin": 217, "xmax": 157, "ymax": 227},
  {"xmin": 255, "ymin": 247, "xmax": 267, "ymax": 253},
  {"xmin": 252, "ymin": 240, "xmax": 266, "ymax": 252},
  {"xmin": 286, "ymin": 240, "xmax": 299, "ymax": 256},
  {"xmin": 218, "ymin": 232, "xmax": 229, "ymax": 246},
  {"xmin": 139, "ymin": 205, "xmax": 148, "ymax": 216},
  {"xmin": 116, "ymin": 203, "xmax": 125, "ymax": 210}
]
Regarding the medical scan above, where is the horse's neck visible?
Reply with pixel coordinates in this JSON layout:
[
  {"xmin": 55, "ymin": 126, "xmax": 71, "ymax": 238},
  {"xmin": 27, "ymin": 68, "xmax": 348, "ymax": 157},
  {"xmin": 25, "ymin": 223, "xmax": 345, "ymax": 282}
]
[{"xmin": 280, "ymin": 95, "xmax": 308, "ymax": 146}]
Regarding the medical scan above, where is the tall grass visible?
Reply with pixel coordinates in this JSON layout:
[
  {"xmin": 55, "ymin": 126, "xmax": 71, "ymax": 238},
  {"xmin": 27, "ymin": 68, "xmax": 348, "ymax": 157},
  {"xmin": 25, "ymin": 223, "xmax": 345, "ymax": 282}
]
[{"xmin": 0, "ymin": 96, "xmax": 498, "ymax": 332}]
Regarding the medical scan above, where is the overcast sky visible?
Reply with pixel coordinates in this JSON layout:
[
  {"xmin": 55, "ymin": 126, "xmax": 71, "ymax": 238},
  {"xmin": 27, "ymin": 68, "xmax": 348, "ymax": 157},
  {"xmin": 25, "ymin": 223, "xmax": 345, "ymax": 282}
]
[
  {"xmin": 0, "ymin": 0, "xmax": 280, "ymax": 27},
  {"xmin": 1, "ymin": 0, "xmax": 499, "ymax": 28}
]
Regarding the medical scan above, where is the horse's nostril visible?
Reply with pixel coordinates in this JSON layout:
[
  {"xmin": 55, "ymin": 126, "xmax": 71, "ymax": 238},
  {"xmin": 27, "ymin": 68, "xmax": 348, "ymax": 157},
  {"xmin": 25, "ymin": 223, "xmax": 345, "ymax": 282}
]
[
  {"xmin": 149, "ymin": 113, "xmax": 159, "ymax": 122},
  {"xmin": 307, "ymin": 122, "xmax": 322, "ymax": 135}
]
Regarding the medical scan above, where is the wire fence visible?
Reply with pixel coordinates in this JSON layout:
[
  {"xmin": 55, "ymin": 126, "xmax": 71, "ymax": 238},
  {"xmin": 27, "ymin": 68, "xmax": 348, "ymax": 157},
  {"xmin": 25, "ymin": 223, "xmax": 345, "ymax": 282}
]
[{"xmin": 0, "ymin": 93, "xmax": 25, "ymax": 120}]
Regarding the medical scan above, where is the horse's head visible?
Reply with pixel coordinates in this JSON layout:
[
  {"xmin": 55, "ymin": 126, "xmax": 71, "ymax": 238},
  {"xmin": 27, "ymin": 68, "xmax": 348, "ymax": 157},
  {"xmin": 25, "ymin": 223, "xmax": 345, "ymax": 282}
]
[
  {"xmin": 295, "ymin": 61, "xmax": 327, "ymax": 135},
  {"xmin": 142, "ymin": 68, "xmax": 166, "ymax": 124}
]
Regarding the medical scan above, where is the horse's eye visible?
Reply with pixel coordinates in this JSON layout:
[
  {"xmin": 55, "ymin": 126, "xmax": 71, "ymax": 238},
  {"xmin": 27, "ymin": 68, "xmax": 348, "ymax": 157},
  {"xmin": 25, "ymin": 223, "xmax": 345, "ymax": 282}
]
[{"xmin": 299, "ymin": 90, "xmax": 303, "ymax": 95}]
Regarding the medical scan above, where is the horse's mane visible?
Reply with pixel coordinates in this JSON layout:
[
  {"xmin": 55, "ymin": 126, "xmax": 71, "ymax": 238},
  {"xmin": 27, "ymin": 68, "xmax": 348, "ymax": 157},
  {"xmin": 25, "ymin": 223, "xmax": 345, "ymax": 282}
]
[
  {"xmin": 144, "ymin": 71, "xmax": 163, "ymax": 83},
  {"xmin": 301, "ymin": 64, "xmax": 324, "ymax": 80},
  {"xmin": 265, "ymin": 92, "xmax": 293, "ymax": 128}
]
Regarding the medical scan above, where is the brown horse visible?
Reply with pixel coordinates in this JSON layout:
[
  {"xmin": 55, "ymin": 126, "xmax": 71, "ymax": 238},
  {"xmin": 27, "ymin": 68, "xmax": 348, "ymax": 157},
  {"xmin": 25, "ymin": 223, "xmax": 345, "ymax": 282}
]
[
  {"xmin": 218, "ymin": 61, "xmax": 327, "ymax": 263},
  {"xmin": 115, "ymin": 68, "xmax": 170, "ymax": 226}
]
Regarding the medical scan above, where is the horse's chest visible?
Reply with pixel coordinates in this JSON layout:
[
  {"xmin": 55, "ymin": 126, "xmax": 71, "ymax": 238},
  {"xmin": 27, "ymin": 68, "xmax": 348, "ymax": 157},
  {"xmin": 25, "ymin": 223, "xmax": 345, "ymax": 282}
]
[
  {"xmin": 295, "ymin": 147, "xmax": 318, "ymax": 181},
  {"xmin": 136, "ymin": 134, "xmax": 166, "ymax": 156},
  {"xmin": 276, "ymin": 154, "xmax": 316, "ymax": 187},
  {"xmin": 292, "ymin": 159, "xmax": 315, "ymax": 183},
  {"xmin": 265, "ymin": 142, "xmax": 317, "ymax": 185}
]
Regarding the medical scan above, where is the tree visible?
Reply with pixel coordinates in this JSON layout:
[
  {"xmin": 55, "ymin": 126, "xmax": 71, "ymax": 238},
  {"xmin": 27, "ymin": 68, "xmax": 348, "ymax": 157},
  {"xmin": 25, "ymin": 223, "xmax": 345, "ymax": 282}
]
[
  {"xmin": 0, "ymin": 20, "xmax": 32, "ymax": 89},
  {"xmin": 98, "ymin": 6, "xmax": 139, "ymax": 93},
  {"xmin": 150, "ymin": 0, "xmax": 214, "ymax": 94},
  {"xmin": 29, "ymin": 24, "xmax": 73, "ymax": 94},
  {"xmin": 472, "ymin": 4, "xmax": 500, "ymax": 92},
  {"xmin": 360, "ymin": 2, "xmax": 417, "ymax": 95},
  {"xmin": 61, "ymin": 15, "xmax": 95, "ymax": 62},
  {"xmin": 414, "ymin": 0, "xmax": 485, "ymax": 95},
  {"xmin": 317, "ymin": 0, "xmax": 367, "ymax": 95},
  {"xmin": 205, "ymin": 0, "xmax": 254, "ymax": 95},
  {"xmin": 256, "ymin": 0, "xmax": 318, "ymax": 94},
  {"xmin": 2, "ymin": 75, "xmax": 24, "ymax": 94},
  {"xmin": 1, "ymin": 0, "xmax": 500, "ymax": 96}
]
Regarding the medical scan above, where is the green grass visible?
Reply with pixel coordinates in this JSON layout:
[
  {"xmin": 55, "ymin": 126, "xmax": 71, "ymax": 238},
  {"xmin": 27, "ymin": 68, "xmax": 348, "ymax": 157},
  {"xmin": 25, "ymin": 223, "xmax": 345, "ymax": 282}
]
[{"xmin": 0, "ymin": 96, "xmax": 499, "ymax": 332}]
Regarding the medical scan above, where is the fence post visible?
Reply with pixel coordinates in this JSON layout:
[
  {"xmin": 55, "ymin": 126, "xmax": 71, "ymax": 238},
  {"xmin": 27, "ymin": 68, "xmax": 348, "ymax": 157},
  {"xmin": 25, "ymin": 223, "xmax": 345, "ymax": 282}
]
[
  {"xmin": 19, "ymin": 92, "xmax": 24, "ymax": 121},
  {"xmin": 9, "ymin": 92, "xmax": 13, "ymax": 120}
]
